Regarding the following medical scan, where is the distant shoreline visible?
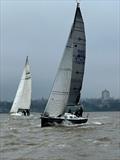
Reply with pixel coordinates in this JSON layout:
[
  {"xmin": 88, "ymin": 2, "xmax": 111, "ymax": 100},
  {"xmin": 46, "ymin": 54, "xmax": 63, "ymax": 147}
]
[{"xmin": 0, "ymin": 98, "xmax": 120, "ymax": 113}]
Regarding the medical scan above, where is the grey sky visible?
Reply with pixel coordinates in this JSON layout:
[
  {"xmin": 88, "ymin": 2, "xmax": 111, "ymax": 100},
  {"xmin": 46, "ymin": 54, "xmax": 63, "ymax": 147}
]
[{"xmin": 0, "ymin": 0, "xmax": 120, "ymax": 101}]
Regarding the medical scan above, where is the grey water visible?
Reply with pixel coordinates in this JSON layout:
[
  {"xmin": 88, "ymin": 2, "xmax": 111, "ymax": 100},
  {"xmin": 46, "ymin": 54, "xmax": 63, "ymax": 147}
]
[{"xmin": 0, "ymin": 112, "xmax": 120, "ymax": 160}]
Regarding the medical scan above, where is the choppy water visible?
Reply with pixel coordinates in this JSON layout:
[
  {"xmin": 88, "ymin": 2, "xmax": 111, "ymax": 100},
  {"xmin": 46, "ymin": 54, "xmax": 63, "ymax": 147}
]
[{"xmin": 0, "ymin": 112, "xmax": 120, "ymax": 160}]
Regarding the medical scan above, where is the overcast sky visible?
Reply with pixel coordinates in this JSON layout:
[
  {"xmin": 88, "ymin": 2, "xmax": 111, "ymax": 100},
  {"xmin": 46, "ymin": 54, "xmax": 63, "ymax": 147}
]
[{"xmin": 0, "ymin": 0, "xmax": 120, "ymax": 101}]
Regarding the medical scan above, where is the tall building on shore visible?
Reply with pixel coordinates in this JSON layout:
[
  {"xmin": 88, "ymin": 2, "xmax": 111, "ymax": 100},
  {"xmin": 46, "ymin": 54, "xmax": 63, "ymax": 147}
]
[{"xmin": 101, "ymin": 89, "xmax": 110, "ymax": 101}]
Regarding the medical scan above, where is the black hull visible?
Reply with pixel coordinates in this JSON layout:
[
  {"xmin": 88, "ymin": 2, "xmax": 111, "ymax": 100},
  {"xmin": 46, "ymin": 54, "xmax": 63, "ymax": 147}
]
[{"xmin": 41, "ymin": 116, "xmax": 88, "ymax": 127}]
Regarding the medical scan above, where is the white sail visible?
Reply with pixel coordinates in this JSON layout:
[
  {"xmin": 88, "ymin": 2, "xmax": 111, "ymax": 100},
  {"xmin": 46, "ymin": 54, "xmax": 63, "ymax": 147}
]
[
  {"xmin": 44, "ymin": 3, "xmax": 85, "ymax": 117},
  {"xmin": 44, "ymin": 37, "xmax": 73, "ymax": 117},
  {"xmin": 10, "ymin": 56, "xmax": 32, "ymax": 113}
]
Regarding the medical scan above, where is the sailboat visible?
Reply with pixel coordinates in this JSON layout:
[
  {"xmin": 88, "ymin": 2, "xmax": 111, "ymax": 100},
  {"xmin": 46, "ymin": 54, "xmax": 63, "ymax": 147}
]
[
  {"xmin": 41, "ymin": 2, "xmax": 88, "ymax": 127},
  {"xmin": 10, "ymin": 56, "xmax": 32, "ymax": 116}
]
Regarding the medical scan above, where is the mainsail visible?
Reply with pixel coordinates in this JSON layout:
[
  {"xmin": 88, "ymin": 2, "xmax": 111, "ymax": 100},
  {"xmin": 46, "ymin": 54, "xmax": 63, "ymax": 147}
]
[
  {"xmin": 44, "ymin": 3, "xmax": 86, "ymax": 117},
  {"xmin": 67, "ymin": 3, "xmax": 86, "ymax": 106},
  {"xmin": 10, "ymin": 56, "xmax": 32, "ymax": 113}
]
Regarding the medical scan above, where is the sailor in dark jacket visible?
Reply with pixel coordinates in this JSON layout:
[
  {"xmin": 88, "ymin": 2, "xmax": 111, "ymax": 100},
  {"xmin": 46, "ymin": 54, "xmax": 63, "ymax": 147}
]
[{"xmin": 75, "ymin": 106, "xmax": 83, "ymax": 117}]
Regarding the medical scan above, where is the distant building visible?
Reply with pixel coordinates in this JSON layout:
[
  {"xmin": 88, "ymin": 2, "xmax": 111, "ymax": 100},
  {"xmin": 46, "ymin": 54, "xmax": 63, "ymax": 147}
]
[{"xmin": 101, "ymin": 89, "xmax": 110, "ymax": 101}]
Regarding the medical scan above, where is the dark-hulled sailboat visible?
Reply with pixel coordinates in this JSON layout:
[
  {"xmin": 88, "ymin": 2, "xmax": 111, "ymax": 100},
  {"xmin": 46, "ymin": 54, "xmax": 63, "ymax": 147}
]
[{"xmin": 41, "ymin": 2, "xmax": 88, "ymax": 127}]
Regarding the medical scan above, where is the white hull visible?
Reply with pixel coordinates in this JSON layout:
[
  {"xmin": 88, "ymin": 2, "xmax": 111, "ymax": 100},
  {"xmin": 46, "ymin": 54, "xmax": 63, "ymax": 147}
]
[{"xmin": 10, "ymin": 112, "xmax": 23, "ymax": 116}]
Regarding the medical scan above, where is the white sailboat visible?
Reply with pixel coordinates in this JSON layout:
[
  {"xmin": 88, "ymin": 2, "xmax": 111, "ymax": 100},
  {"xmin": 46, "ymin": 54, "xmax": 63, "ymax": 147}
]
[
  {"xmin": 41, "ymin": 2, "xmax": 88, "ymax": 127},
  {"xmin": 10, "ymin": 56, "xmax": 32, "ymax": 116}
]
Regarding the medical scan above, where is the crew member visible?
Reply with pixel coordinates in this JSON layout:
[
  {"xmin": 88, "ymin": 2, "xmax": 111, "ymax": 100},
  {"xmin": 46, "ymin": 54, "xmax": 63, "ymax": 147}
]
[{"xmin": 75, "ymin": 106, "xmax": 83, "ymax": 117}]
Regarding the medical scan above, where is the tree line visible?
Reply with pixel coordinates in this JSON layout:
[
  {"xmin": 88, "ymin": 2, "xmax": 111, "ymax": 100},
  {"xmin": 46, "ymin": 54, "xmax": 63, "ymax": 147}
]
[{"xmin": 0, "ymin": 98, "xmax": 120, "ymax": 113}]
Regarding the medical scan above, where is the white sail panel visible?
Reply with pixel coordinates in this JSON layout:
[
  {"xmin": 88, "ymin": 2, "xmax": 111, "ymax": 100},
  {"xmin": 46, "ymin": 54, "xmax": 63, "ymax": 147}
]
[
  {"xmin": 44, "ymin": 40, "xmax": 73, "ymax": 117},
  {"xmin": 19, "ymin": 62, "xmax": 31, "ymax": 110},
  {"xmin": 67, "ymin": 5, "xmax": 86, "ymax": 106},
  {"xmin": 10, "ymin": 69, "xmax": 25, "ymax": 113},
  {"xmin": 10, "ymin": 57, "xmax": 31, "ymax": 113}
]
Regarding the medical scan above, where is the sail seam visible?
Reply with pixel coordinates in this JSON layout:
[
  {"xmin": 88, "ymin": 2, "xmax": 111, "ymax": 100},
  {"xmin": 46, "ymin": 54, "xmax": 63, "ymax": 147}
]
[
  {"xmin": 52, "ymin": 91, "xmax": 69, "ymax": 94},
  {"xmin": 73, "ymin": 42, "xmax": 86, "ymax": 45},
  {"xmin": 75, "ymin": 20, "xmax": 84, "ymax": 24},
  {"xmin": 25, "ymin": 77, "xmax": 31, "ymax": 80},
  {"xmin": 74, "ymin": 29, "xmax": 84, "ymax": 32},
  {"xmin": 59, "ymin": 68, "xmax": 72, "ymax": 71},
  {"xmin": 66, "ymin": 45, "xmax": 72, "ymax": 48}
]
